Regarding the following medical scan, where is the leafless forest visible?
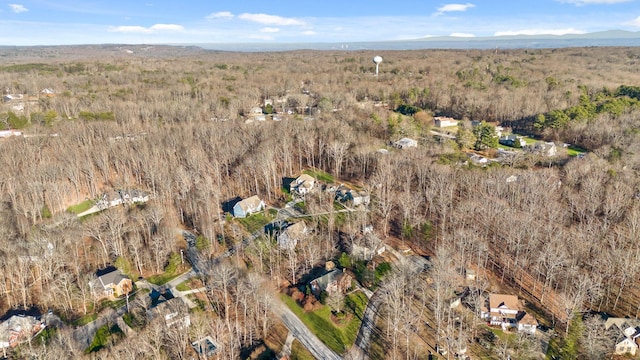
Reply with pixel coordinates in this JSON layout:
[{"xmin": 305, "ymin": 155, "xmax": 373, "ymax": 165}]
[{"xmin": 2, "ymin": 45, "xmax": 640, "ymax": 359}]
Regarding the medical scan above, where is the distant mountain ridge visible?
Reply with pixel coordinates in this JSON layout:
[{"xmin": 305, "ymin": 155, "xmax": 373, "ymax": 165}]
[
  {"xmin": 418, "ymin": 30, "xmax": 640, "ymax": 42},
  {"xmin": 193, "ymin": 30, "xmax": 640, "ymax": 52}
]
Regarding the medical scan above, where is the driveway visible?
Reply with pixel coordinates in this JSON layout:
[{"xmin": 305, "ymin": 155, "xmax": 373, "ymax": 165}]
[{"xmin": 271, "ymin": 295, "xmax": 342, "ymax": 360}]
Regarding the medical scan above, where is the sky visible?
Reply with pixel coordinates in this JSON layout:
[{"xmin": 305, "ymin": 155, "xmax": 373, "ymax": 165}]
[{"xmin": 1, "ymin": 0, "xmax": 640, "ymax": 45}]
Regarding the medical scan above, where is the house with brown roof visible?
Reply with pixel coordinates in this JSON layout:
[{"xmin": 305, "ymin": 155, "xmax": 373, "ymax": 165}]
[
  {"xmin": 147, "ymin": 297, "xmax": 191, "ymax": 329},
  {"xmin": 481, "ymin": 293, "xmax": 537, "ymax": 334},
  {"xmin": 277, "ymin": 221, "xmax": 309, "ymax": 250},
  {"xmin": 232, "ymin": 195, "xmax": 265, "ymax": 218},
  {"xmin": 290, "ymin": 174, "xmax": 316, "ymax": 196},
  {"xmin": 310, "ymin": 269, "xmax": 352, "ymax": 296},
  {"xmin": 0, "ymin": 315, "xmax": 45, "ymax": 350},
  {"xmin": 605, "ymin": 317, "xmax": 640, "ymax": 356}
]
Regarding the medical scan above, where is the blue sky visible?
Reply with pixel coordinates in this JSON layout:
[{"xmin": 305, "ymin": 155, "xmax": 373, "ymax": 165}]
[{"xmin": 1, "ymin": 0, "xmax": 640, "ymax": 45}]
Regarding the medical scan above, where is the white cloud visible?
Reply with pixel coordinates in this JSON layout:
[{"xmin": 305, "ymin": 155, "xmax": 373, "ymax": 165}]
[
  {"xmin": 8, "ymin": 4, "xmax": 28, "ymax": 13},
  {"xmin": 450, "ymin": 32, "xmax": 475, "ymax": 37},
  {"xmin": 559, "ymin": 0, "xmax": 630, "ymax": 4},
  {"xmin": 238, "ymin": 13, "xmax": 305, "ymax": 26},
  {"xmin": 206, "ymin": 11, "xmax": 234, "ymax": 19},
  {"xmin": 302, "ymin": 30, "xmax": 316, "ymax": 36},
  {"xmin": 150, "ymin": 24, "xmax": 184, "ymax": 31},
  {"xmin": 435, "ymin": 3, "xmax": 475, "ymax": 15},
  {"xmin": 494, "ymin": 28, "xmax": 586, "ymax": 36},
  {"xmin": 626, "ymin": 16, "xmax": 640, "ymax": 26},
  {"xmin": 260, "ymin": 27, "xmax": 280, "ymax": 33},
  {"xmin": 108, "ymin": 24, "xmax": 184, "ymax": 34}
]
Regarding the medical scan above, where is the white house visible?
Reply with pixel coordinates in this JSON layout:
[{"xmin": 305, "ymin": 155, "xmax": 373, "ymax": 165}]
[
  {"xmin": 434, "ymin": 116, "xmax": 458, "ymax": 128},
  {"xmin": 605, "ymin": 317, "xmax": 640, "ymax": 356},
  {"xmin": 528, "ymin": 141, "xmax": 557, "ymax": 157},
  {"xmin": 483, "ymin": 294, "xmax": 520, "ymax": 329},
  {"xmin": 291, "ymin": 174, "xmax": 316, "ymax": 195},
  {"xmin": 481, "ymin": 293, "xmax": 537, "ymax": 334},
  {"xmin": 233, "ymin": 195, "xmax": 265, "ymax": 218},
  {"xmin": 393, "ymin": 137, "xmax": 418, "ymax": 149}
]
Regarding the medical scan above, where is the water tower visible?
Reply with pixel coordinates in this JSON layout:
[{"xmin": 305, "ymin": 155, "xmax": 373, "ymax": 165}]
[{"xmin": 373, "ymin": 55, "xmax": 383, "ymax": 76}]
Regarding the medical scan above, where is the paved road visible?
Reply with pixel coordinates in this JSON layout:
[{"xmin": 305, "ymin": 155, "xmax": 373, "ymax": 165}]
[
  {"xmin": 430, "ymin": 130, "xmax": 456, "ymax": 139},
  {"xmin": 348, "ymin": 246, "xmax": 431, "ymax": 359},
  {"xmin": 272, "ymin": 295, "xmax": 342, "ymax": 360},
  {"xmin": 349, "ymin": 291, "xmax": 382, "ymax": 360},
  {"xmin": 72, "ymin": 305, "xmax": 128, "ymax": 349}
]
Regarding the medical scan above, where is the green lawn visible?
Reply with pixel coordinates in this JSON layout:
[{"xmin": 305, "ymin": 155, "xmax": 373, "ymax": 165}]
[
  {"xmin": 146, "ymin": 271, "xmax": 182, "ymax": 286},
  {"xmin": 73, "ymin": 313, "xmax": 98, "ymax": 326},
  {"xmin": 176, "ymin": 280, "xmax": 191, "ymax": 292},
  {"xmin": 280, "ymin": 291, "xmax": 368, "ymax": 354},
  {"xmin": 146, "ymin": 253, "xmax": 187, "ymax": 285},
  {"xmin": 237, "ymin": 211, "xmax": 275, "ymax": 233},
  {"xmin": 291, "ymin": 339, "xmax": 316, "ymax": 360},
  {"xmin": 85, "ymin": 324, "xmax": 123, "ymax": 354},
  {"xmin": 66, "ymin": 199, "xmax": 95, "ymax": 214},
  {"xmin": 303, "ymin": 169, "xmax": 335, "ymax": 184},
  {"xmin": 567, "ymin": 145, "xmax": 587, "ymax": 157}
]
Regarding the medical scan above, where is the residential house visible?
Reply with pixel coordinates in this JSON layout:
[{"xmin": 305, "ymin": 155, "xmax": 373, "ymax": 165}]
[
  {"xmin": 147, "ymin": 297, "xmax": 191, "ymax": 329},
  {"xmin": 277, "ymin": 221, "xmax": 308, "ymax": 250},
  {"xmin": 527, "ymin": 141, "xmax": 557, "ymax": 157},
  {"xmin": 434, "ymin": 116, "xmax": 458, "ymax": 128},
  {"xmin": 310, "ymin": 269, "xmax": 353, "ymax": 296},
  {"xmin": 290, "ymin": 174, "xmax": 315, "ymax": 196},
  {"xmin": 233, "ymin": 195, "xmax": 266, "ymax": 218},
  {"xmin": 121, "ymin": 189, "xmax": 150, "ymax": 204},
  {"xmin": 352, "ymin": 243, "xmax": 386, "ymax": 261},
  {"xmin": 351, "ymin": 229, "xmax": 385, "ymax": 261},
  {"xmin": 499, "ymin": 134, "xmax": 526, "ymax": 148},
  {"xmin": 192, "ymin": 336, "xmax": 218, "ymax": 358},
  {"xmin": 468, "ymin": 153, "xmax": 488, "ymax": 165},
  {"xmin": 0, "ymin": 315, "xmax": 45, "ymax": 350},
  {"xmin": 605, "ymin": 317, "xmax": 640, "ymax": 356},
  {"xmin": 393, "ymin": 137, "xmax": 418, "ymax": 149},
  {"xmin": 517, "ymin": 313, "xmax": 538, "ymax": 335},
  {"xmin": 90, "ymin": 268, "xmax": 133, "ymax": 299},
  {"xmin": 96, "ymin": 189, "xmax": 150, "ymax": 209},
  {"xmin": 335, "ymin": 187, "xmax": 370, "ymax": 207},
  {"xmin": 481, "ymin": 293, "xmax": 537, "ymax": 334}
]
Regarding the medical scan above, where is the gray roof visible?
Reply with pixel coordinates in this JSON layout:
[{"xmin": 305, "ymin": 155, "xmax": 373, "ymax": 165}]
[{"xmin": 98, "ymin": 269, "xmax": 128, "ymax": 288}]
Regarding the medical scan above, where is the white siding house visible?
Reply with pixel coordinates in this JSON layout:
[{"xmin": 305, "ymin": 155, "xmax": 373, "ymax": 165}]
[{"xmin": 233, "ymin": 195, "xmax": 265, "ymax": 218}]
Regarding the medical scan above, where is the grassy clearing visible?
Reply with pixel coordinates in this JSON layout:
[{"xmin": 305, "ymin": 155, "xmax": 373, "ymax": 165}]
[
  {"xmin": 303, "ymin": 168, "xmax": 335, "ymax": 184},
  {"xmin": 146, "ymin": 271, "xmax": 181, "ymax": 286},
  {"xmin": 280, "ymin": 291, "xmax": 368, "ymax": 354},
  {"xmin": 176, "ymin": 280, "xmax": 191, "ymax": 292},
  {"xmin": 291, "ymin": 339, "xmax": 316, "ymax": 360},
  {"xmin": 66, "ymin": 199, "xmax": 95, "ymax": 214},
  {"xmin": 73, "ymin": 313, "xmax": 98, "ymax": 326},
  {"xmin": 147, "ymin": 253, "xmax": 188, "ymax": 285},
  {"xmin": 85, "ymin": 324, "xmax": 123, "ymax": 354},
  {"xmin": 237, "ymin": 211, "xmax": 276, "ymax": 233},
  {"xmin": 567, "ymin": 145, "xmax": 587, "ymax": 156}
]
